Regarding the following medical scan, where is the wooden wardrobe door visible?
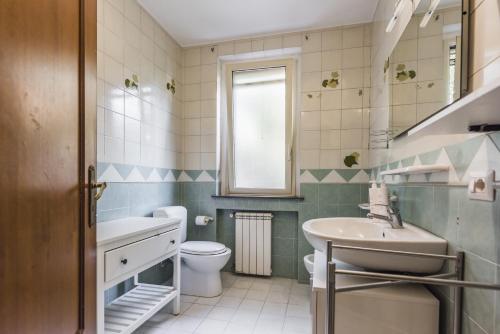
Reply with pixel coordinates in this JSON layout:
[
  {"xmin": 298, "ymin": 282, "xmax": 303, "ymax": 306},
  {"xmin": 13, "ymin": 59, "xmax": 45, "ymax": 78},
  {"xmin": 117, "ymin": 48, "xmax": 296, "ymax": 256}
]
[{"xmin": 0, "ymin": 0, "xmax": 97, "ymax": 333}]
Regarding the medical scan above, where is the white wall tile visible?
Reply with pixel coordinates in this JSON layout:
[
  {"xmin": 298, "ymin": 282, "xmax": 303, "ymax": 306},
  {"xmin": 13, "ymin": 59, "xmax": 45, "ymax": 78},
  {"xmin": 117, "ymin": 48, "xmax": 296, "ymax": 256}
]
[
  {"xmin": 320, "ymin": 130, "xmax": 341, "ymax": 149},
  {"xmin": 201, "ymin": 153, "xmax": 216, "ymax": 169},
  {"xmin": 341, "ymin": 47, "xmax": 364, "ymax": 69},
  {"xmin": 341, "ymin": 108, "xmax": 363, "ymax": 129},
  {"xmin": 283, "ymin": 34, "xmax": 302, "ymax": 48},
  {"xmin": 185, "ymin": 48, "xmax": 201, "ymax": 66},
  {"xmin": 322, "ymin": 29, "xmax": 342, "ymax": 51},
  {"xmin": 124, "ymin": 117, "xmax": 141, "ymax": 142},
  {"xmin": 185, "ymin": 101, "xmax": 201, "ymax": 119},
  {"xmin": 201, "ymin": 117, "xmax": 217, "ymax": 135},
  {"xmin": 184, "ymin": 118, "xmax": 201, "ymax": 135},
  {"xmin": 301, "ymin": 93, "xmax": 321, "ymax": 111},
  {"xmin": 104, "ymin": 83, "xmax": 125, "ymax": 114},
  {"xmin": 263, "ymin": 37, "xmax": 283, "ymax": 50},
  {"xmin": 341, "ymin": 129, "xmax": 363, "ymax": 149},
  {"xmin": 342, "ymin": 26, "xmax": 364, "ymax": 49},
  {"xmin": 103, "ymin": 0, "xmax": 123, "ymax": 37},
  {"xmin": 201, "ymin": 46, "xmax": 218, "ymax": 64},
  {"xmin": 300, "ymin": 130, "xmax": 320, "ymax": 149},
  {"xmin": 123, "ymin": 0, "xmax": 140, "ymax": 26},
  {"xmin": 300, "ymin": 149, "xmax": 320, "ymax": 169},
  {"xmin": 341, "ymin": 89, "xmax": 363, "ymax": 109},
  {"xmin": 251, "ymin": 39, "xmax": 264, "ymax": 52},
  {"xmin": 302, "ymin": 52, "xmax": 322, "ymax": 72},
  {"xmin": 321, "ymin": 51, "xmax": 342, "ymax": 70},
  {"xmin": 321, "ymin": 90, "xmax": 341, "ymax": 110},
  {"xmin": 301, "ymin": 72, "xmax": 321, "ymax": 92},
  {"xmin": 201, "ymin": 100, "xmax": 217, "ymax": 117},
  {"xmin": 321, "ymin": 110, "xmax": 341, "ymax": 129},
  {"xmin": 104, "ymin": 136, "xmax": 124, "ymax": 163},
  {"xmin": 124, "ymin": 141, "xmax": 141, "ymax": 165},
  {"xmin": 302, "ymin": 32, "xmax": 321, "ymax": 53},
  {"xmin": 235, "ymin": 40, "xmax": 252, "ymax": 54},
  {"xmin": 300, "ymin": 111, "xmax": 321, "ymax": 130},
  {"xmin": 104, "ymin": 55, "xmax": 124, "ymax": 88},
  {"xmin": 319, "ymin": 149, "xmax": 341, "ymax": 168}
]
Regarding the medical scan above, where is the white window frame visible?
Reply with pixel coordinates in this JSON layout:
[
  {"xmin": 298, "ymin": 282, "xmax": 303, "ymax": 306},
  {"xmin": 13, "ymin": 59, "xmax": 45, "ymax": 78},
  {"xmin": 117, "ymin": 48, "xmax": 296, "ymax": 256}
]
[{"xmin": 221, "ymin": 58, "xmax": 296, "ymax": 197}]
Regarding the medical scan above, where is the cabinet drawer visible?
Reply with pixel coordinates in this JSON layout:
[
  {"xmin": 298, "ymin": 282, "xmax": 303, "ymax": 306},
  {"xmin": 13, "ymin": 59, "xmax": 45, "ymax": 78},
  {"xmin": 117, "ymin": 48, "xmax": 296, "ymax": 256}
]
[{"xmin": 105, "ymin": 229, "xmax": 179, "ymax": 282}]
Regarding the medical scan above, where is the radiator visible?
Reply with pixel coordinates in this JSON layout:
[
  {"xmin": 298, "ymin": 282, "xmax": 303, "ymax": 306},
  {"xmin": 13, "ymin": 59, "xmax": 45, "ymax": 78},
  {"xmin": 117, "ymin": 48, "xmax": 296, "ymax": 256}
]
[{"xmin": 235, "ymin": 212, "xmax": 272, "ymax": 276}]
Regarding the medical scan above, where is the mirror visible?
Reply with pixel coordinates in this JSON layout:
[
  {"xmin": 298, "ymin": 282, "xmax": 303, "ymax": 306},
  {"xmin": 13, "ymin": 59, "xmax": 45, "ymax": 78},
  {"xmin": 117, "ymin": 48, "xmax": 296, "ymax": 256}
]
[{"xmin": 389, "ymin": 0, "xmax": 468, "ymax": 138}]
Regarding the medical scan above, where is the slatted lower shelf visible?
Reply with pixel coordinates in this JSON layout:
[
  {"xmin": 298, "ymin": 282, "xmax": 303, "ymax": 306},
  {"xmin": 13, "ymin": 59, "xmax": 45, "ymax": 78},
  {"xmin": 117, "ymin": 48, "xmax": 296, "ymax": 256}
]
[{"xmin": 104, "ymin": 283, "xmax": 177, "ymax": 334}]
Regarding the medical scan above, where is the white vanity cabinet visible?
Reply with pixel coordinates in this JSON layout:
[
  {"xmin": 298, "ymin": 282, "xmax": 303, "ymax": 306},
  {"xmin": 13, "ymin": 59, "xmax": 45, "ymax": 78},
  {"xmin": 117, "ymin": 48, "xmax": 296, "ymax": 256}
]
[
  {"xmin": 311, "ymin": 251, "xmax": 439, "ymax": 334},
  {"xmin": 97, "ymin": 217, "xmax": 181, "ymax": 334}
]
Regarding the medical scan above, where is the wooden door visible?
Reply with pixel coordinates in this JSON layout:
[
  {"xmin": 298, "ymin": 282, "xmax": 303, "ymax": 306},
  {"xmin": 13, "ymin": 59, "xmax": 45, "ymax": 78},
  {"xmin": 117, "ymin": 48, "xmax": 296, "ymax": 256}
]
[{"xmin": 0, "ymin": 0, "xmax": 97, "ymax": 333}]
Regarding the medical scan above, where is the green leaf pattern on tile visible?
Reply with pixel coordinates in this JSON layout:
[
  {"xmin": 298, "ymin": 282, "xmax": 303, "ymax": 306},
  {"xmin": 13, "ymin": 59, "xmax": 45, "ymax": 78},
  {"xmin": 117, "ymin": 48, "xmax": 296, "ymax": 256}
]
[
  {"xmin": 322, "ymin": 71, "xmax": 340, "ymax": 88},
  {"xmin": 124, "ymin": 74, "xmax": 139, "ymax": 89},
  {"xmin": 395, "ymin": 64, "xmax": 416, "ymax": 82},
  {"xmin": 344, "ymin": 152, "xmax": 360, "ymax": 168},
  {"xmin": 166, "ymin": 79, "xmax": 176, "ymax": 94}
]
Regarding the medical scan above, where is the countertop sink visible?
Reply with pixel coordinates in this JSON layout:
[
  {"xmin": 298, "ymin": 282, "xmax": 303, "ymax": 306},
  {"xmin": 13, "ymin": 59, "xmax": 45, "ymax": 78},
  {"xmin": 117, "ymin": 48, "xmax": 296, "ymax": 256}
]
[{"xmin": 302, "ymin": 217, "xmax": 447, "ymax": 274}]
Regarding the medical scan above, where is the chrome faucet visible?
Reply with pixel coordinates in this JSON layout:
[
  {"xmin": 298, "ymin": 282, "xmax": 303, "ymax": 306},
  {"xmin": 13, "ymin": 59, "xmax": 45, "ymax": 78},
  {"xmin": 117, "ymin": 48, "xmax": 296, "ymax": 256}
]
[{"xmin": 367, "ymin": 204, "xmax": 403, "ymax": 229}]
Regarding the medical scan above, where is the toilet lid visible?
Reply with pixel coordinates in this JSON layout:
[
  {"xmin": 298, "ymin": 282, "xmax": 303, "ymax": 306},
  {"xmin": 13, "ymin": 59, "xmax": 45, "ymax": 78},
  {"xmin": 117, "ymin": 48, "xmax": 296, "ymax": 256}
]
[{"xmin": 181, "ymin": 241, "xmax": 227, "ymax": 255}]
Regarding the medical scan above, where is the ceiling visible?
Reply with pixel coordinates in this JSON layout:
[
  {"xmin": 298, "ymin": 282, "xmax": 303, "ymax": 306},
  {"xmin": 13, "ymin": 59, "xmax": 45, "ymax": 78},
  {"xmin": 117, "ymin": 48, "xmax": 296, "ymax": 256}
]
[{"xmin": 138, "ymin": 0, "xmax": 379, "ymax": 47}]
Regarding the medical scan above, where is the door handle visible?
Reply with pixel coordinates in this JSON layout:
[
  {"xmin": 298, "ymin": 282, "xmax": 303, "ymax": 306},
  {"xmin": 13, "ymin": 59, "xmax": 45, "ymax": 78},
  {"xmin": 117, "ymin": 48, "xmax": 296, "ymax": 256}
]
[
  {"xmin": 88, "ymin": 165, "xmax": 106, "ymax": 227},
  {"xmin": 93, "ymin": 181, "xmax": 107, "ymax": 200}
]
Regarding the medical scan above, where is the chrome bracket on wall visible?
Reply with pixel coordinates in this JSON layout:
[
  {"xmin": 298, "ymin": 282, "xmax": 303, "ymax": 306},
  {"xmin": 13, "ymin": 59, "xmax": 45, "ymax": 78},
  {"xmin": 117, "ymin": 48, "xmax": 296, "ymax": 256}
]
[{"xmin": 325, "ymin": 241, "xmax": 500, "ymax": 334}]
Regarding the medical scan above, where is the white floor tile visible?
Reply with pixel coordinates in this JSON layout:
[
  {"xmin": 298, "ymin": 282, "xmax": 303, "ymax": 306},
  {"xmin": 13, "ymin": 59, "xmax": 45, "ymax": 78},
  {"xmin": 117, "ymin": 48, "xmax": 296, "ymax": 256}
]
[
  {"xmin": 239, "ymin": 299, "xmax": 264, "ymax": 311},
  {"xmin": 184, "ymin": 304, "xmax": 213, "ymax": 318},
  {"xmin": 181, "ymin": 294, "xmax": 198, "ymax": 303},
  {"xmin": 267, "ymin": 290, "xmax": 290, "ymax": 303},
  {"xmin": 230, "ymin": 309, "xmax": 260, "ymax": 326},
  {"xmin": 169, "ymin": 315, "xmax": 204, "ymax": 332},
  {"xmin": 233, "ymin": 277, "xmax": 255, "ymax": 289},
  {"xmin": 134, "ymin": 273, "xmax": 310, "ymax": 334},
  {"xmin": 224, "ymin": 287, "xmax": 248, "ymax": 298},
  {"xmin": 286, "ymin": 304, "xmax": 310, "ymax": 318},
  {"xmin": 246, "ymin": 289, "xmax": 269, "ymax": 301},
  {"xmin": 224, "ymin": 322, "xmax": 255, "ymax": 334},
  {"xmin": 195, "ymin": 296, "xmax": 222, "ymax": 306},
  {"xmin": 217, "ymin": 296, "xmax": 243, "ymax": 308},
  {"xmin": 254, "ymin": 315, "xmax": 285, "ymax": 334},
  {"xmin": 195, "ymin": 318, "xmax": 228, "ymax": 334},
  {"xmin": 283, "ymin": 316, "xmax": 311, "ymax": 333},
  {"xmin": 180, "ymin": 302, "xmax": 193, "ymax": 313},
  {"xmin": 261, "ymin": 302, "xmax": 288, "ymax": 318},
  {"xmin": 270, "ymin": 284, "xmax": 291, "ymax": 293},
  {"xmin": 288, "ymin": 293, "xmax": 309, "ymax": 306},
  {"xmin": 206, "ymin": 306, "xmax": 237, "ymax": 321},
  {"xmin": 251, "ymin": 280, "xmax": 272, "ymax": 291}
]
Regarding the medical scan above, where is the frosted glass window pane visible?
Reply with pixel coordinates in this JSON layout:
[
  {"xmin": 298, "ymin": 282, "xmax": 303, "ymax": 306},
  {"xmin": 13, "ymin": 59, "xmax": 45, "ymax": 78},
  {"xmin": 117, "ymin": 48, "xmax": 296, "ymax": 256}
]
[{"xmin": 232, "ymin": 67, "xmax": 286, "ymax": 190}]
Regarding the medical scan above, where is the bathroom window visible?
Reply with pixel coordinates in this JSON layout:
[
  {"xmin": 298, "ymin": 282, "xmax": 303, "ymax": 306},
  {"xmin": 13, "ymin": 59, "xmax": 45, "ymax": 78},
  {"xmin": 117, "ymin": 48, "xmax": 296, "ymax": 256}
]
[{"xmin": 222, "ymin": 59, "xmax": 296, "ymax": 196}]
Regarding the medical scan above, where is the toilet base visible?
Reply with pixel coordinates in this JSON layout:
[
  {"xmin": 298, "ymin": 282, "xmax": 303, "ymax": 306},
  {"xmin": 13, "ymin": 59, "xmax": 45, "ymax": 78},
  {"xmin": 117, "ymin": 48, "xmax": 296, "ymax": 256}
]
[{"xmin": 180, "ymin": 265, "xmax": 223, "ymax": 297}]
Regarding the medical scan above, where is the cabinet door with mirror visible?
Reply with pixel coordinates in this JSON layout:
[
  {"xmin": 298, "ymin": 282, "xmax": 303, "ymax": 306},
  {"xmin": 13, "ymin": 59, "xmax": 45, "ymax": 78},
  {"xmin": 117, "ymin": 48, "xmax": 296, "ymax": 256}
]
[{"xmin": 389, "ymin": 0, "xmax": 469, "ymax": 138}]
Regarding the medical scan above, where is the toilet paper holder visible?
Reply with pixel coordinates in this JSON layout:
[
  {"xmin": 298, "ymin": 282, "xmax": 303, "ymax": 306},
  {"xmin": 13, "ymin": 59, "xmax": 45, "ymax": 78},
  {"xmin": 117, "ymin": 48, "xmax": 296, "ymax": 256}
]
[{"xmin": 195, "ymin": 216, "xmax": 214, "ymax": 225}]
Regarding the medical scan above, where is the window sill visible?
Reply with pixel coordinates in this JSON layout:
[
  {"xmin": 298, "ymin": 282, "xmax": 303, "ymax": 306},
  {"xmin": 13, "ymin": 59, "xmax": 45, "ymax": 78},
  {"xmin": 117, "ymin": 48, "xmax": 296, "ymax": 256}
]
[{"xmin": 211, "ymin": 195, "xmax": 304, "ymax": 201}]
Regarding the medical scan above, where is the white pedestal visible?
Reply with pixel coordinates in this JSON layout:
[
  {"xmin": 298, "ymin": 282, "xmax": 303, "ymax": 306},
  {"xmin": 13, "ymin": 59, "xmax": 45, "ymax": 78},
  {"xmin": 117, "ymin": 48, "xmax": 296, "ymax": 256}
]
[{"xmin": 312, "ymin": 250, "xmax": 439, "ymax": 334}]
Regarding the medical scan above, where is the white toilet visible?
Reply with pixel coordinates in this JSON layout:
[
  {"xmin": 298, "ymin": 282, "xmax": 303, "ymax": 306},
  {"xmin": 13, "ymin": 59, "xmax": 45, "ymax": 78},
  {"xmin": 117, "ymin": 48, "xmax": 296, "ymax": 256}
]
[{"xmin": 154, "ymin": 206, "xmax": 231, "ymax": 297}]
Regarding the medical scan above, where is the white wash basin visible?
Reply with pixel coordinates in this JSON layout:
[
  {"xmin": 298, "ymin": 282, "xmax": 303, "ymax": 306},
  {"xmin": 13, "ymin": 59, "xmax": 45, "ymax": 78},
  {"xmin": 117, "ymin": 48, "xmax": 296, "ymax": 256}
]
[{"xmin": 302, "ymin": 218, "xmax": 447, "ymax": 274}]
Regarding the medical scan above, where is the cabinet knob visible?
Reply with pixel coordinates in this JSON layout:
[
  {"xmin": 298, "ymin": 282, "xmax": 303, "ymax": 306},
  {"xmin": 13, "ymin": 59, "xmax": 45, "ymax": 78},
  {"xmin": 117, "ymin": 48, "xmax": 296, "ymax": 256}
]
[
  {"xmin": 120, "ymin": 258, "xmax": 128, "ymax": 265},
  {"xmin": 170, "ymin": 240, "xmax": 176, "ymax": 244}
]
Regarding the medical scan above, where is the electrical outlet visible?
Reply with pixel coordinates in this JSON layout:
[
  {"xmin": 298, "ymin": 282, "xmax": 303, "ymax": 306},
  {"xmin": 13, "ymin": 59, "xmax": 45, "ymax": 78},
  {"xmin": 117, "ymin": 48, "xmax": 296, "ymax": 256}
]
[{"xmin": 468, "ymin": 170, "xmax": 495, "ymax": 201}]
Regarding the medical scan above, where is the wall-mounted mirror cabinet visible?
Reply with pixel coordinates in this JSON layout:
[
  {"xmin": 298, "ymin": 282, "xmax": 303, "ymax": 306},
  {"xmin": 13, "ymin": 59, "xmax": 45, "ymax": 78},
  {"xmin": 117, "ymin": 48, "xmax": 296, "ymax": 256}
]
[{"xmin": 388, "ymin": 0, "xmax": 469, "ymax": 138}]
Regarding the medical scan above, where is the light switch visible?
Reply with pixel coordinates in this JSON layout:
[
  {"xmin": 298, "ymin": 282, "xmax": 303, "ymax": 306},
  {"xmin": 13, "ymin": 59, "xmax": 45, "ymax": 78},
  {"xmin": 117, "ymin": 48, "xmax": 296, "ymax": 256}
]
[{"xmin": 468, "ymin": 170, "xmax": 495, "ymax": 201}]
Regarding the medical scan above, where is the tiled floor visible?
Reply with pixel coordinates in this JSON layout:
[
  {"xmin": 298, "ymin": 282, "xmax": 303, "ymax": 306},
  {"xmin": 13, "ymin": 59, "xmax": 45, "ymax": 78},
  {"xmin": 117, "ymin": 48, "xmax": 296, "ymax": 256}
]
[{"xmin": 136, "ymin": 272, "xmax": 312, "ymax": 334}]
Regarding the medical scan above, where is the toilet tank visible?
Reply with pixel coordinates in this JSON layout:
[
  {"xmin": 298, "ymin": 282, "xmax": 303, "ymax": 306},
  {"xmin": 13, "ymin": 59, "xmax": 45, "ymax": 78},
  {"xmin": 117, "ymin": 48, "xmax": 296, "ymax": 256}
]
[{"xmin": 154, "ymin": 206, "xmax": 187, "ymax": 242}]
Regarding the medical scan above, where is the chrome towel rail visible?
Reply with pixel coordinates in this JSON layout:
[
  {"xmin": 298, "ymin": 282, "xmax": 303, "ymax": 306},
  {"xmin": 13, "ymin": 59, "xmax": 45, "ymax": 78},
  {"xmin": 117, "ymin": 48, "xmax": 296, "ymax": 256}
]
[{"xmin": 325, "ymin": 241, "xmax": 500, "ymax": 334}]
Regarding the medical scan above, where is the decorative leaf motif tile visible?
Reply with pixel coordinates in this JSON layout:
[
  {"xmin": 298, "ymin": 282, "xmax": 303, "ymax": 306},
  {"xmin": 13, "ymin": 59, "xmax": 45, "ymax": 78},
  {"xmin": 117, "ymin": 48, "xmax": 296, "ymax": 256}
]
[{"xmin": 343, "ymin": 152, "xmax": 360, "ymax": 168}]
